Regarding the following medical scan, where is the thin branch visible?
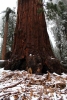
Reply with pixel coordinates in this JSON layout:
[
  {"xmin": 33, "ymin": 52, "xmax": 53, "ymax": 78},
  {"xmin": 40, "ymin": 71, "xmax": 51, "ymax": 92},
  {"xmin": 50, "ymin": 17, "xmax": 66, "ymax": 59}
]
[
  {"xmin": 0, "ymin": 73, "xmax": 14, "ymax": 82},
  {"xmin": 3, "ymin": 80, "xmax": 22, "ymax": 89}
]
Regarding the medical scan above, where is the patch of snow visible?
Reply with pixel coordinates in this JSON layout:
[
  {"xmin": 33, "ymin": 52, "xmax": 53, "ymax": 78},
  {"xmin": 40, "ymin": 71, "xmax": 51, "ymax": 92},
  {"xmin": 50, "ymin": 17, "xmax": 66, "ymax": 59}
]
[
  {"xmin": 0, "ymin": 60, "xmax": 6, "ymax": 62},
  {"xmin": 29, "ymin": 54, "xmax": 32, "ymax": 56},
  {"xmin": 50, "ymin": 57, "xmax": 55, "ymax": 60}
]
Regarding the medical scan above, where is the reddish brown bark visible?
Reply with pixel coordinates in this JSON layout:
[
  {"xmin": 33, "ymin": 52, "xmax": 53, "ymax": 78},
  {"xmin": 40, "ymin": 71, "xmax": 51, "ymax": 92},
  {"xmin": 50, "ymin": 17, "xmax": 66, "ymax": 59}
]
[
  {"xmin": 13, "ymin": 0, "xmax": 54, "ymax": 59},
  {"xmin": 4, "ymin": 0, "xmax": 67, "ymax": 74}
]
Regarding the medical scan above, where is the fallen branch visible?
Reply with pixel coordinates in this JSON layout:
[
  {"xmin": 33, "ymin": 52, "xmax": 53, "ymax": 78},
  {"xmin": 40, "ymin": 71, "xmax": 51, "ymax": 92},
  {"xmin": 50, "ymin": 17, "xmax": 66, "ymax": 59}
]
[
  {"xmin": 3, "ymin": 80, "xmax": 22, "ymax": 89},
  {"xmin": 0, "ymin": 73, "xmax": 14, "ymax": 82},
  {"xmin": 0, "ymin": 80, "xmax": 22, "ymax": 95},
  {"xmin": 0, "ymin": 91, "xmax": 19, "ymax": 97}
]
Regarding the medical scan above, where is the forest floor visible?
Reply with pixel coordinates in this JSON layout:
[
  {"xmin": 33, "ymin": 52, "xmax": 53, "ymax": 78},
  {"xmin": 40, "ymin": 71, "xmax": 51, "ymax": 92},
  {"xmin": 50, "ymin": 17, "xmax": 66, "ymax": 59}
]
[{"xmin": 0, "ymin": 68, "xmax": 67, "ymax": 100}]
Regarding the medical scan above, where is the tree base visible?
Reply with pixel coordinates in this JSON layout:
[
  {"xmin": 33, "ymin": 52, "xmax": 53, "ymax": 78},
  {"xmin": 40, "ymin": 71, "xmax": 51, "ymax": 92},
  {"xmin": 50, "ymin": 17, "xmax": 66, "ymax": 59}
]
[
  {"xmin": 4, "ymin": 54, "xmax": 67, "ymax": 75},
  {"xmin": 4, "ymin": 58, "xmax": 26, "ymax": 71}
]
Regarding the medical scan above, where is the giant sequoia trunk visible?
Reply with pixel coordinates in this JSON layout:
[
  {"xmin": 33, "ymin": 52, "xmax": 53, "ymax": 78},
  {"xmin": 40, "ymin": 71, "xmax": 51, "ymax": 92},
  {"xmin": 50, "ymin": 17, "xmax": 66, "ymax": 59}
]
[{"xmin": 4, "ymin": 0, "xmax": 67, "ymax": 74}]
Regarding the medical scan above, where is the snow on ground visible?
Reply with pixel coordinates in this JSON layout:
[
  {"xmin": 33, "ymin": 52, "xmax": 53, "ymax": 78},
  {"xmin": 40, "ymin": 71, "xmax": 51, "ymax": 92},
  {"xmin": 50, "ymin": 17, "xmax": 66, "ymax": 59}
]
[{"xmin": 0, "ymin": 68, "xmax": 67, "ymax": 100}]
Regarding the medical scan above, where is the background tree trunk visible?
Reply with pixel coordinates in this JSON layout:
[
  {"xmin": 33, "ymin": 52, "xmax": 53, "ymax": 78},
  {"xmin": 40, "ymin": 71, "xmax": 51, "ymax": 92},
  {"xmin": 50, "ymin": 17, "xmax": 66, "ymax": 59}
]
[
  {"xmin": 1, "ymin": 8, "xmax": 14, "ymax": 60},
  {"xmin": 4, "ymin": 0, "xmax": 67, "ymax": 74},
  {"xmin": 2, "ymin": 20, "xmax": 8, "ymax": 60}
]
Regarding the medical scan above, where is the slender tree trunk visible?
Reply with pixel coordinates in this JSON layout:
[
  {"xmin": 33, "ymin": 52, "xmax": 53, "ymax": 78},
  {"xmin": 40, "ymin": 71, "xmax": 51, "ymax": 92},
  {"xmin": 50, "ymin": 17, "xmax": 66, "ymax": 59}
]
[
  {"xmin": 4, "ymin": 0, "xmax": 67, "ymax": 74},
  {"xmin": 1, "ymin": 8, "xmax": 12, "ymax": 60},
  {"xmin": 2, "ymin": 20, "xmax": 8, "ymax": 60}
]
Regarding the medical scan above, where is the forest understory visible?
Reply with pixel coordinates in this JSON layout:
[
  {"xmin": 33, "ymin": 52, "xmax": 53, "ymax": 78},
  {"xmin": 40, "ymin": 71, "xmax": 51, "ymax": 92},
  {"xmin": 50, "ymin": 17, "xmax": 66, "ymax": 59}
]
[{"xmin": 0, "ymin": 68, "xmax": 67, "ymax": 100}]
